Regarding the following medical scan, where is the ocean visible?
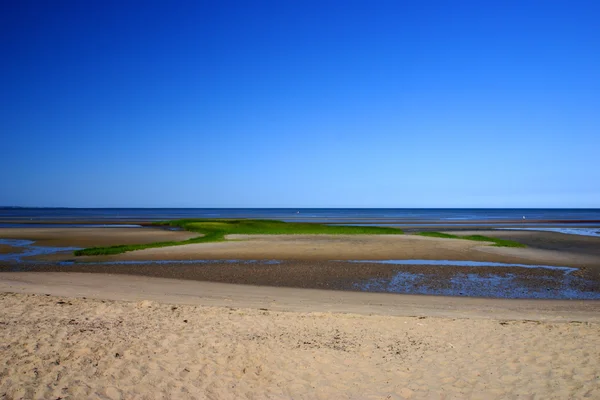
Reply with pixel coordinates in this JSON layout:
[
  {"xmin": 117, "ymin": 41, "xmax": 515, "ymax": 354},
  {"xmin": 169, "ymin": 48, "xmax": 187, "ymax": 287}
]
[{"xmin": 1, "ymin": 208, "xmax": 600, "ymax": 223}]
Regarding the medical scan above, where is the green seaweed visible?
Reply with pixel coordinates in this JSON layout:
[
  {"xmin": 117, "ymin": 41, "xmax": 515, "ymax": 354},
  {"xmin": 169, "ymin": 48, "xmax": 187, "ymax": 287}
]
[
  {"xmin": 74, "ymin": 219, "xmax": 403, "ymax": 256},
  {"xmin": 417, "ymin": 232, "xmax": 526, "ymax": 247}
]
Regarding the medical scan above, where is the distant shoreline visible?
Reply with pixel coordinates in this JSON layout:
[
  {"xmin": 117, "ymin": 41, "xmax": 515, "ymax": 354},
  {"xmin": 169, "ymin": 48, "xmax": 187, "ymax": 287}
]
[{"xmin": 2, "ymin": 218, "xmax": 600, "ymax": 226}]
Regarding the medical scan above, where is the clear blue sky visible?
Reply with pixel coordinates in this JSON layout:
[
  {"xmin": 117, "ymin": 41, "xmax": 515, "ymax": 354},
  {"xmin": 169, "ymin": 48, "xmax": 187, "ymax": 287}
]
[{"xmin": 1, "ymin": 0, "xmax": 599, "ymax": 207}]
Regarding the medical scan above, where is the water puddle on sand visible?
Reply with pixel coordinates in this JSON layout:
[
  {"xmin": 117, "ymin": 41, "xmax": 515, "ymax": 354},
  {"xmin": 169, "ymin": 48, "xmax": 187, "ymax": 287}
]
[
  {"xmin": 496, "ymin": 227, "xmax": 600, "ymax": 238},
  {"xmin": 348, "ymin": 260, "xmax": 600, "ymax": 300},
  {"xmin": 0, "ymin": 240, "xmax": 282, "ymax": 266},
  {"xmin": 344, "ymin": 259, "xmax": 577, "ymax": 272},
  {"xmin": 0, "ymin": 239, "xmax": 80, "ymax": 263},
  {"xmin": 330, "ymin": 222, "xmax": 600, "ymax": 228},
  {"xmin": 356, "ymin": 272, "xmax": 600, "ymax": 300}
]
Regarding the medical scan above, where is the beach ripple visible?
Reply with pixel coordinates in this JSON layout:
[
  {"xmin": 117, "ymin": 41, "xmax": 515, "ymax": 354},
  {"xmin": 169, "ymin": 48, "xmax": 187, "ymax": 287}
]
[{"xmin": 0, "ymin": 293, "xmax": 599, "ymax": 399}]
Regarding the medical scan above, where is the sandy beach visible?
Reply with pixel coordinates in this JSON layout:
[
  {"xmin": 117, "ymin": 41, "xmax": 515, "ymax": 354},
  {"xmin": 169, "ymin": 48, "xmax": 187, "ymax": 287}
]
[
  {"xmin": 1, "ymin": 225, "xmax": 600, "ymax": 398},
  {"xmin": 1, "ymin": 272, "xmax": 600, "ymax": 399}
]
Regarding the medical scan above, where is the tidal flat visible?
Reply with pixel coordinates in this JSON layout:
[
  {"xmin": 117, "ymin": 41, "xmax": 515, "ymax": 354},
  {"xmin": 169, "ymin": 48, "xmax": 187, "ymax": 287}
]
[{"xmin": 1, "ymin": 221, "xmax": 599, "ymax": 299}]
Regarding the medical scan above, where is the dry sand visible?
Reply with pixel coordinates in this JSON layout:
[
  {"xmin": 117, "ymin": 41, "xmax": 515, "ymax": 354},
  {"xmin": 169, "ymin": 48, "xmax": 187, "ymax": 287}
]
[{"xmin": 1, "ymin": 273, "xmax": 600, "ymax": 399}]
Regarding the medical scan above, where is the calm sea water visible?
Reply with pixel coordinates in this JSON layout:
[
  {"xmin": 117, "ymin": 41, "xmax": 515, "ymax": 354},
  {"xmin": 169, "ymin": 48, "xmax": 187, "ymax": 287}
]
[{"xmin": 1, "ymin": 208, "xmax": 599, "ymax": 222}]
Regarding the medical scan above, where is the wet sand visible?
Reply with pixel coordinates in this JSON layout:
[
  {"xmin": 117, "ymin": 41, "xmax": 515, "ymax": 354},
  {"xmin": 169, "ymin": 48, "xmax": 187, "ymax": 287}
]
[
  {"xmin": 0, "ymin": 244, "xmax": 23, "ymax": 255},
  {"xmin": 0, "ymin": 227, "xmax": 197, "ymax": 248},
  {"xmin": 452, "ymin": 229, "xmax": 600, "ymax": 257},
  {"xmin": 1, "ymin": 274, "xmax": 599, "ymax": 399},
  {"xmin": 3, "ymin": 259, "xmax": 598, "ymax": 295}
]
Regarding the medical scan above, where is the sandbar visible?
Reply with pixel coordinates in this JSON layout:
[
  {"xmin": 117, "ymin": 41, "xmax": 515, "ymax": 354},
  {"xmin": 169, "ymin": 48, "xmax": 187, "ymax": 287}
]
[{"xmin": 0, "ymin": 227, "xmax": 197, "ymax": 248}]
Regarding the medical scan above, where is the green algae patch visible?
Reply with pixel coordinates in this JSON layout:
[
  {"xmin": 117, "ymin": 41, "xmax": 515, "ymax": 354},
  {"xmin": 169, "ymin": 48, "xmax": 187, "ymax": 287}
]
[
  {"xmin": 74, "ymin": 219, "xmax": 403, "ymax": 256},
  {"xmin": 417, "ymin": 232, "xmax": 526, "ymax": 248}
]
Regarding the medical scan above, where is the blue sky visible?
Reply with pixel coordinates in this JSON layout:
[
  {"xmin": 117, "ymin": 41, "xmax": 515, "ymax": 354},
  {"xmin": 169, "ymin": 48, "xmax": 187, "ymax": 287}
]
[{"xmin": 1, "ymin": 0, "xmax": 599, "ymax": 207}]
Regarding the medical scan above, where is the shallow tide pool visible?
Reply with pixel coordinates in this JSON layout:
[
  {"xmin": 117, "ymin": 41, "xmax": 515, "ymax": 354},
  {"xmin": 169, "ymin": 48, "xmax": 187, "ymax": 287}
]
[
  {"xmin": 496, "ymin": 227, "xmax": 600, "ymax": 238},
  {"xmin": 0, "ymin": 239, "xmax": 81, "ymax": 263},
  {"xmin": 347, "ymin": 260, "xmax": 599, "ymax": 300}
]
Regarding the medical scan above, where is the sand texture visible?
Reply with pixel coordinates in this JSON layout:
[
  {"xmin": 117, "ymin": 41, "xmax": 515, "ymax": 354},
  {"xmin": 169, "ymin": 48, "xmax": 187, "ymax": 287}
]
[{"xmin": 1, "ymin": 273, "xmax": 600, "ymax": 399}]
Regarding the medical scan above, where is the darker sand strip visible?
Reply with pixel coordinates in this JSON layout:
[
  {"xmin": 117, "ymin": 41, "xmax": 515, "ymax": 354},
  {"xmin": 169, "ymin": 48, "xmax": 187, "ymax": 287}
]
[
  {"xmin": 0, "ymin": 244, "xmax": 23, "ymax": 255},
  {"xmin": 3, "ymin": 260, "xmax": 598, "ymax": 292},
  {"xmin": 0, "ymin": 227, "xmax": 197, "ymax": 248},
  {"xmin": 1, "ymin": 272, "xmax": 599, "ymax": 322}
]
